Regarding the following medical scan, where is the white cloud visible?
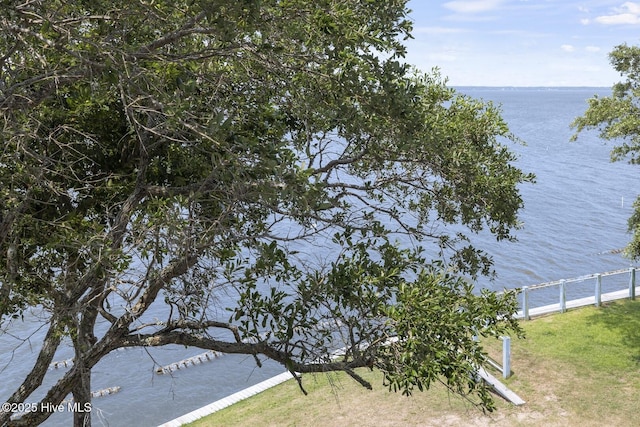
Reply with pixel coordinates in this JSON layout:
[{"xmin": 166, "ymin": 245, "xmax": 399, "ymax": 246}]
[
  {"xmin": 561, "ymin": 44, "xmax": 576, "ymax": 52},
  {"xmin": 623, "ymin": 1, "xmax": 640, "ymax": 13},
  {"xmin": 443, "ymin": 0, "xmax": 504, "ymax": 13},
  {"xmin": 594, "ymin": 2, "xmax": 640, "ymax": 25},
  {"xmin": 596, "ymin": 13, "xmax": 640, "ymax": 24},
  {"xmin": 580, "ymin": 18, "xmax": 590, "ymax": 25}
]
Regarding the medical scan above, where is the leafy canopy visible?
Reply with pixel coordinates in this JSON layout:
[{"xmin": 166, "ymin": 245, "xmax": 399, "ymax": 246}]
[{"xmin": 0, "ymin": 1, "xmax": 530, "ymax": 425}]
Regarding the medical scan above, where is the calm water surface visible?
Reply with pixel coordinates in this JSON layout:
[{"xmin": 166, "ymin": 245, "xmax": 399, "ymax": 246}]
[
  {"xmin": 1, "ymin": 87, "xmax": 637, "ymax": 426},
  {"xmin": 465, "ymin": 88, "xmax": 637, "ymax": 289}
]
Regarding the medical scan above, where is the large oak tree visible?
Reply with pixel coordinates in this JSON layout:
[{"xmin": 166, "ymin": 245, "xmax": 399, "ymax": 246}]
[{"xmin": 0, "ymin": 1, "xmax": 530, "ymax": 425}]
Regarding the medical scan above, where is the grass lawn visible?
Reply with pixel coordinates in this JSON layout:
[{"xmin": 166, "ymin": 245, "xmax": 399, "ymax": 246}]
[{"xmin": 186, "ymin": 299, "xmax": 640, "ymax": 427}]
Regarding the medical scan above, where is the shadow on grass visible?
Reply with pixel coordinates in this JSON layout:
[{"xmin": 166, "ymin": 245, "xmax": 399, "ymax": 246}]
[{"xmin": 586, "ymin": 299, "xmax": 640, "ymax": 364}]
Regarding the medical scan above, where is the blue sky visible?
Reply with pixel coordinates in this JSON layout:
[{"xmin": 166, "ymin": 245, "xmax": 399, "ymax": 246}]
[{"xmin": 405, "ymin": 1, "xmax": 640, "ymax": 86}]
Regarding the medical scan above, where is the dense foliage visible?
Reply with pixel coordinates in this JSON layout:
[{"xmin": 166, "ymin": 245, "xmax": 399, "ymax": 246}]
[
  {"xmin": 0, "ymin": 1, "xmax": 530, "ymax": 425},
  {"xmin": 572, "ymin": 43, "xmax": 640, "ymax": 259}
]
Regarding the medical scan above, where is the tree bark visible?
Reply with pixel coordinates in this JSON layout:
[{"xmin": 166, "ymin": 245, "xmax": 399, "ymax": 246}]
[
  {"xmin": 71, "ymin": 359, "xmax": 92, "ymax": 427},
  {"xmin": 0, "ymin": 316, "xmax": 63, "ymax": 426},
  {"xmin": 71, "ymin": 306, "xmax": 98, "ymax": 427}
]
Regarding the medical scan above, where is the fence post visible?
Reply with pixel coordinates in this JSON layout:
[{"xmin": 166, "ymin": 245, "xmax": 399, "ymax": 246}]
[
  {"xmin": 630, "ymin": 267, "xmax": 636, "ymax": 300},
  {"xmin": 502, "ymin": 336, "xmax": 511, "ymax": 379},
  {"xmin": 595, "ymin": 274, "xmax": 602, "ymax": 307},
  {"xmin": 522, "ymin": 286, "xmax": 529, "ymax": 320},
  {"xmin": 560, "ymin": 280, "xmax": 566, "ymax": 313}
]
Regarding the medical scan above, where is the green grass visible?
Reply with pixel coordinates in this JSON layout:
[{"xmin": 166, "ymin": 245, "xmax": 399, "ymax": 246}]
[
  {"xmin": 517, "ymin": 300, "xmax": 640, "ymax": 371},
  {"xmin": 186, "ymin": 299, "xmax": 640, "ymax": 427}
]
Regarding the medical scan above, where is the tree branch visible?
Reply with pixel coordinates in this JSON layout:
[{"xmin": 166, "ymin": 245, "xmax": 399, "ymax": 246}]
[{"xmin": 0, "ymin": 317, "xmax": 63, "ymax": 425}]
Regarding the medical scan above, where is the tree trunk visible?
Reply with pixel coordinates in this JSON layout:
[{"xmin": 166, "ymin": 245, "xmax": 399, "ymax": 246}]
[
  {"xmin": 71, "ymin": 304, "xmax": 99, "ymax": 427},
  {"xmin": 0, "ymin": 317, "xmax": 62, "ymax": 426},
  {"xmin": 71, "ymin": 361, "xmax": 92, "ymax": 427}
]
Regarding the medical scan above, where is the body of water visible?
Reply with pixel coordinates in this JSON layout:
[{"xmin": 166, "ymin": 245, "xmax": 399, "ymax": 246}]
[
  {"xmin": 1, "ymin": 87, "xmax": 637, "ymax": 426},
  {"xmin": 463, "ymin": 87, "xmax": 637, "ymax": 290}
]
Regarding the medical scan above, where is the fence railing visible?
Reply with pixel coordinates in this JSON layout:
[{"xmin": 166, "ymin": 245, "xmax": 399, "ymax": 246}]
[
  {"xmin": 484, "ymin": 267, "xmax": 638, "ymax": 384},
  {"xmin": 518, "ymin": 267, "xmax": 637, "ymax": 320},
  {"xmin": 483, "ymin": 336, "xmax": 512, "ymax": 379}
]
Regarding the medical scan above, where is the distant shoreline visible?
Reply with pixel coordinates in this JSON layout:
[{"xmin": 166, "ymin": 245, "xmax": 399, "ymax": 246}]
[{"xmin": 453, "ymin": 86, "xmax": 611, "ymax": 90}]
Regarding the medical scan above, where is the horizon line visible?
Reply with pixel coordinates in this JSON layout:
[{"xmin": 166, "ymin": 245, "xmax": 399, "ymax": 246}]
[{"xmin": 452, "ymin": 85, "xmax": 611, "ymax": 89}]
